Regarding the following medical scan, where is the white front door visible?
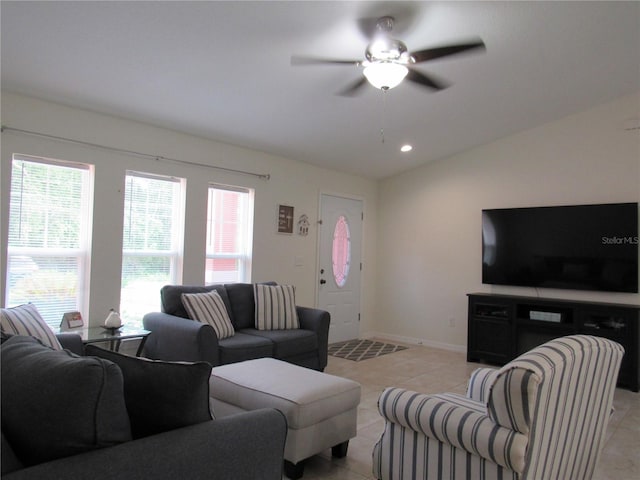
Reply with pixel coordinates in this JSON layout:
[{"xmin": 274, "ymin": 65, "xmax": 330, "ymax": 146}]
[{"xmin": 318, "ymin": 194, "xmax": 363, "ymax": 344}]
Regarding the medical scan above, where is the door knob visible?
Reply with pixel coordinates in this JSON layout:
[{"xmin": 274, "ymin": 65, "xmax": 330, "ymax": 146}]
[{"xmin": 320, "ymin": 279, "xmax": 326, "ymax": 285}]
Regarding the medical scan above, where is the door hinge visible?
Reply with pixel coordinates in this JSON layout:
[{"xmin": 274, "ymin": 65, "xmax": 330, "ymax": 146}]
[
  {"xmin": 360, "ymin": 262, "xmax": 362, "ymax": 271},
  {"xmin": 361, "ymin": 212, "xmax": 364, "ymax": 221},
  {"xmin": 358, "ymin": 313, "xmax": 361, "ymax": 322}
]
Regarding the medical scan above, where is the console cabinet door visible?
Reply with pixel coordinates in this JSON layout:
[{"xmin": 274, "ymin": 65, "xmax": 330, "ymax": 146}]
[
  {"xmin": 467, "ymin": 298, "xmax": 513, "ymax": 364},
  {"xmin": 580, "ymin": 307, "xmax": 638, "ymax": 392}
]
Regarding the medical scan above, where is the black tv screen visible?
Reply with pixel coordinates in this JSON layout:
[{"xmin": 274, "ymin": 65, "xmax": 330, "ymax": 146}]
[{"xmin": 482, "ymin": 203, "xmax": 639, "ymax": 293}]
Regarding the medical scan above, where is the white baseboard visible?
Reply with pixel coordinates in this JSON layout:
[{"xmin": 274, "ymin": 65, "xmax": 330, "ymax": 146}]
[{"xmin": 362, "ymin": 331, "xmax": 466, "ymax": 354}]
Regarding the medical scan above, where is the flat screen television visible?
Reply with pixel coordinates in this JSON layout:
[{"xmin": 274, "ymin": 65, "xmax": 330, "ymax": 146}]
[{"xmin": 482, "ymin": 203, "xmax": 639, "ymax": 293}]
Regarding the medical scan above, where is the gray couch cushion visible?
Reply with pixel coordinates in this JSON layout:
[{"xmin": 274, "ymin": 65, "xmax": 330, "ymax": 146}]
[
  {"xmin": 1, "ymin": 336, "xmax": 132, "ymax": 466},
  {"xmin": 218, "ymin": 332, "xmax": 273, "ymax": 364},
  {"xmin": 2, "ymin": 409, "xmax": 288, "ymax": 480},
  {"xmin": 224, "ymin": 283, "xmax": 256, "ymax": 329},
  {"xmin": 161, "ymin": 284, "xmax": 233, "ymax": 322},
  {"xmin": 242, "ymin": 328, "xmax": 317, "ymax": 359},
  {"xmin": 1, "ymin": 433, "xmax": 23, "ymax": 475},
  {"xmin": 85, "ymin": 345, "xmax": 213, "ymax": 439}
]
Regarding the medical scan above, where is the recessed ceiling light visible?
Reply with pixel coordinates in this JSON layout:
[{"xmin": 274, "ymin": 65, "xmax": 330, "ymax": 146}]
[{"xmin": 400, "ymin": 144, "xmax": 413, "ymax": 153}]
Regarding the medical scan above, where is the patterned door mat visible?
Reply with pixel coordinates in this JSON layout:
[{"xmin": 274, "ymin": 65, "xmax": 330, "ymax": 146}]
[{"xmin": 328, "ymin": 339, "xmax": 408, "ymax": 362}]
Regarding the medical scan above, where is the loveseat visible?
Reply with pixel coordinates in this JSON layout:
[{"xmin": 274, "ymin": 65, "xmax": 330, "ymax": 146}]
[
  {"xmin": 1, "ymin": 334, "xmax": 287, "ymax": 480},
  {"xmin": 142, "ymin": 283, "xmax": 330, "ymax": 370}
]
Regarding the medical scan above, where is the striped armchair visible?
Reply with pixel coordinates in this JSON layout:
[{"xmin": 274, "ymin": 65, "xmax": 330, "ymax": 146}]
[{"xmin": 372, "ymin": 335, "xmax": 624, "ymax": 479}]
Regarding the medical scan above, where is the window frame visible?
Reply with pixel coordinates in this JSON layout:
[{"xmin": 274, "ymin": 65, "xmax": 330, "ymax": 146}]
[
  {"xmin": 205, "ymin": 183, "xmax": 254, "ymax": 284},
  {"xmin": 119, "ymin": 170, "xmax": 186, "ymax": 322},
  {"xmin": 5, "ymin": 154, "xmax": 94, "ymax": 327}
]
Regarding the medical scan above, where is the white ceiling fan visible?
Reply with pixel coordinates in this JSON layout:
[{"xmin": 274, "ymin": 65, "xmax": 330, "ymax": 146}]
[{"xmin": 291, "ymin": 15, "xmax": 486, "ymax": 96}]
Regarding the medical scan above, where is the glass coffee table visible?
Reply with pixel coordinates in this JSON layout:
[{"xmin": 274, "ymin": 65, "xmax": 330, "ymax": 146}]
[{"xmin": 58, "ymin": 325, "xmax": 151, "ymax": 357}]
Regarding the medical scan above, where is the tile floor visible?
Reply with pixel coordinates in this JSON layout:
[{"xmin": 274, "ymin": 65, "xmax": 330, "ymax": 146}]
[{"xmin": 296, "ymin": 341, "xmax": 640, "ymax": 480}]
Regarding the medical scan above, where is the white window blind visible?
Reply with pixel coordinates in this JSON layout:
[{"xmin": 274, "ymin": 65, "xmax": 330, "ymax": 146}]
[
  {"xmin": 205, "ymin": 184, "xmax": 253, "ymax": 284},
  {"xmin": 6, "ymin": 155, "xmax": 93, "ymax": 328},
  {"xmin": 120, "ymin": 172, "xmax": 185, "ymax": 324}
]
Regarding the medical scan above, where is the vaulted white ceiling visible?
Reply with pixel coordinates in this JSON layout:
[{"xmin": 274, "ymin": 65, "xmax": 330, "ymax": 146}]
[{"xmin": 2, "ymin": 1, "xmax": 639, "ymax": 179}]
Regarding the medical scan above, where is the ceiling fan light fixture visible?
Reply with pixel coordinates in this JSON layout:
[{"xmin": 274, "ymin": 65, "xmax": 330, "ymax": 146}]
[
  {"xmin": 363, "ymin": 62, "xmax": 408, "ymax": 90},
  {"xmin": 366, "ymin": 37, "xmax": 408, "ymax": 62}
]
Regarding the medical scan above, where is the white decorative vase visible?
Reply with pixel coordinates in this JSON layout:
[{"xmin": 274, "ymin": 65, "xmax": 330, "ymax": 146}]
[{"xmin": 104, "ymin": 309, "xmax": 122, "ymax": 329}]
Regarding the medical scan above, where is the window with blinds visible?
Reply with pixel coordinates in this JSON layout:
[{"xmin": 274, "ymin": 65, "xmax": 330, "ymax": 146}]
[
  {"xmin": 120, "ymin": 172, "xmax": 185, "ymax": 324},
  {"xmin": 6, "ymin": 155, "xmax": 93, "ymax": 327},
  {"xmin": 205, "ymin": 184, "xmax": 253, "ymax": 284}
]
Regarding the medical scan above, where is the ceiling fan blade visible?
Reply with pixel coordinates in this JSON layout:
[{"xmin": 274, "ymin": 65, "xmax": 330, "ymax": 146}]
[
  {"xmin": 337, "ymin": 77, "xmax": 368, "ymax": 96},
  {"xmin": 411, "ymin": 40, "xmax": 486, "ymax": 63},
  {"xmin": 406, "ymin": 68, "xmax": 449, "ymax": 91},
  {"xmin": 291, "ymin": 55, "xmax": 361, "ymax": 67}
]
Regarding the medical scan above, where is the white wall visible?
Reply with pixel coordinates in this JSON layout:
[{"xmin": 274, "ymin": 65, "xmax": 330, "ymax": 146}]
[
  {"xmin": 0, "ymin": 92, "xmax": 378, "ymax": 330},
  {"xmin": 375, "ymin": 92, "xmax": 640, "ymax": 351},
  {"xmin": 3, "ymin": 92, "xmax": 638, "ymax": 347}
]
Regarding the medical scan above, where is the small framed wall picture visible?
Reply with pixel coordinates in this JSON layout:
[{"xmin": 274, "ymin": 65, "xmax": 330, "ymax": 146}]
[
  {"xmin": 277, "ymin": 204, "xmax": 294, "ymax": 234},
  {"xmin": 61, "ymin": 311, "xmax": 84, "ymax": 329},
  {"xmin": 297, "ymin": 214, "xmax": 310, "ymax": 236}
]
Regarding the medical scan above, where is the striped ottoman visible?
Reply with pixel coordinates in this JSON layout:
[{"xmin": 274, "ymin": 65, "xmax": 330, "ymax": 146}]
[{"xmin": 209, "ymin": 358, "xmax": 361, "ymax": 479}]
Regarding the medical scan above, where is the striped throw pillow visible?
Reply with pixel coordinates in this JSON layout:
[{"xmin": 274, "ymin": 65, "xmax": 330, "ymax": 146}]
[
  {"xmin": 0, "ymin": 303, "xmax": 62, "ymax": 350},
  {"xmin": 254, "ymin": 284, "xmax": 299, "ymax": 330},
  {"xmin": 181, "ymin": 290, "xmax": 235, "ymax": 339}
]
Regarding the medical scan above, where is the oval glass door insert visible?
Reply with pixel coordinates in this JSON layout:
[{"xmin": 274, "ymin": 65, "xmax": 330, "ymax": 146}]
[{"xmin": 332, "ymin": 215, "xmax": 351, "ymax": 287}]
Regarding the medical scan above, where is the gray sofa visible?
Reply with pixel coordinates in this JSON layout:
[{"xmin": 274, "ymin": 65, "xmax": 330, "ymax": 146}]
[
  {"xmin": 142, "ymin": 283, "xmax": 330, "ymax": 371},
  {"xmin": 1, "ymin": 334, "xmax": 287, "ymax": 480}
]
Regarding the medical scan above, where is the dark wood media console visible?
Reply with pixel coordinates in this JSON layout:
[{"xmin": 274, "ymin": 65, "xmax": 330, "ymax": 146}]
[{"xmin": 467, "ymin": 293, "xmax": 640, "ymax": 391}]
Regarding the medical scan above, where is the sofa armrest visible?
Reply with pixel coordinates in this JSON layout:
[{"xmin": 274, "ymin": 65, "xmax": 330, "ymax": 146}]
[
  {"xmin": 55, "ymin": 333, "xmax": 84, "ymax": 356},
  {"xmin": 466, "ymin": 367, "xmax": 500, "ymax": 402},
  {"xmin": 3, "ymin": 408, "xmax": 287, "ymax": 480},
  {"xmin": 376, "ymin": 387, "xmax": 528, "ymax": 473},
  {"xmin": 296, "ymin": 306, "xmax": 330, "ymax": 371},
  {"xmin": 142, "ymin": 312, "xmax": 220, "ymax": 365}
]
